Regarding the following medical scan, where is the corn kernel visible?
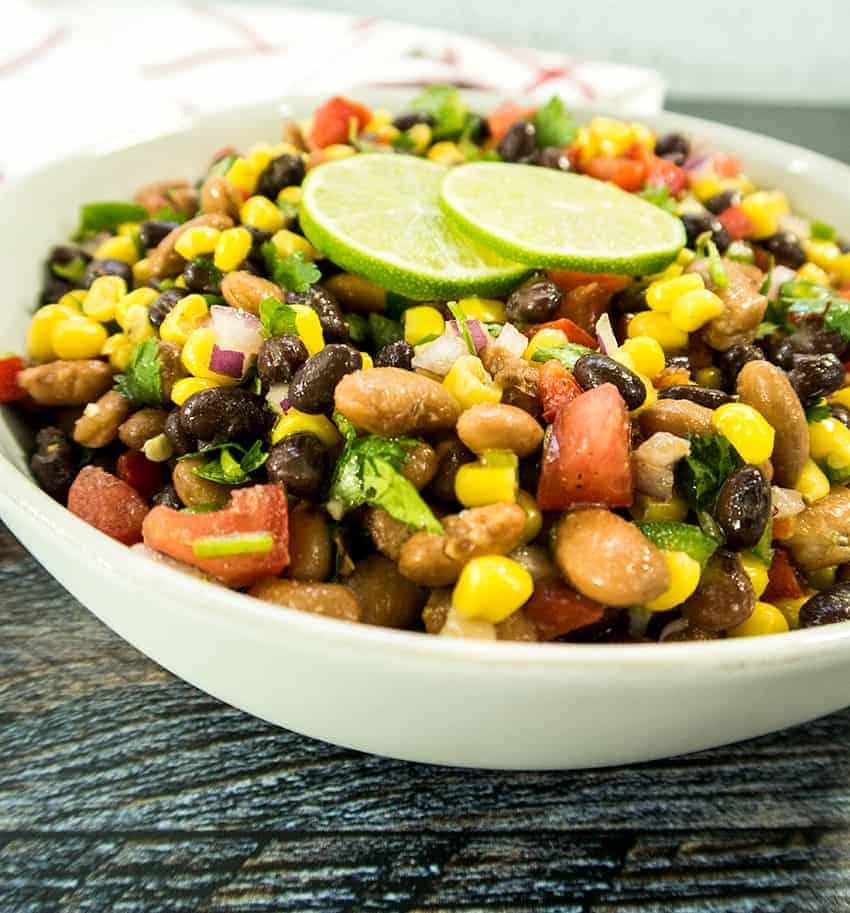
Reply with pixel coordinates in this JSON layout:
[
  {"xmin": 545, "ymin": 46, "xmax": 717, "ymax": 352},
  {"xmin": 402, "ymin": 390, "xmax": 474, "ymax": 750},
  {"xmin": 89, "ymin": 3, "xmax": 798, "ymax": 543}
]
[
  {"xmin": 159, "ymin": 294, "xmax": 209, "ymax": 346},
  {"xmin": 226, "ymin": 157, "xmax": 259, "ymax": 195},
  {"xmin": 795, "ymin": 458, "xmax": 830, "ymax": 504},
  {"xmin": 627, "ymin": 311, "xmax": 688, "ymax": 352},
  {"xmin": 803, "ymin": 240, "xmax": 841, "ymax": 272},
  {"xmin": 588, "ymin": 116, "xmax": 634, "ymax": 158},
  {"xmin": 454, "ymin": 450, "xmax": 518, "ymax": 508},
  {"xmin": 170, "ymin": 376, "xmax": 221, "ymax": 406},
  {"xmin": 689, "ymin": 172, "xmax": 723, "ymax": 203},
  {"xmin": 694, "ymin": 366, "xmax": 724, "ymax": 389},
  {"xmin": 246, "ymin": 143, "xmax": 275, "ymax": 174},
  {"xmin": 620, "ymin": 336, "xmax": 665, "ymax": 381},
  {"xmin": 630, "ymin": 492, "xmax": 688, "ymax": 523},
  {"xmin": 117, "ymin": 221, "xmax": 140, "ymax": 237},
  {"xmin": 277, "ymin": 185, "xmax": 302, "ymax": 207},
  {"xmin": 438, "ymin": 606, "xmax": 498, "ymax": 640},
  {"xmin": 631, "ymin": 372, "xmax": 658, "ymax": 416},
  {"xmin": 123, "ymin": 304, "xmax": 154, "ymax": 344},
  {"xmin": 797, "ymin": 262, "xmax": 831, "ymax": 286},
  {"xmin": 142, "ymin": 433, "xmax": 174, "ymax": 462},
  {"xmin": 101, "ymin": 332, "xmax": 135, "ymax": 371},
  {"xmin": 427, "ymin": 141, "xmax": 465, "ymax": 165},
  {"xmin": 443, "ymin": 355, "xmax": 502, "ymax": 411},
  {"xmin": 644, "ymin": 550, "xmax": 701, "ymax": 611},
  {"xmin": 740, "ymin": 191, "xmax": 790, "ymax": 240},
  {"xmin": 830, "ymin": 387, "xmax": 850, "ymax": 410},
  {"xmin": 323, "ymin": 143, "xmax": 357, "ymax": 162},
  {"xmin": 271, "ymin": 409, "xmax": 341, "ymax": 448},
  {"xmin": 404, "ymin": 305, "xmax": 445, "ymax": 345},
  {"xmin": 646, "ymin": 274, "xmax": 704, "ymax": 312},
  {"xmin": 630, "ymin": 122, "xmax": 655, "ymax": 151},
  {"xmin": 174, "ymin": 276, "xmax": 187, "ymax": 289},
  {"xmin": 175, "ymin": 226, "xmax": 221, "ymax": 260},
  {"xmin": 240, "ymin": 195, "xmax": 286, "ymax": 233},
  {"xmin": 365, "ymin": 108, "xmax": 393, "ymax": 132},
  {"xmin": 458, "ymin": 297, "xmax": 506, "ymax": 324},
  {"xmin": 523, "ymin": 328, "xmax": 568, "ymax": 361},
  {"xmin": 289, "ymin": 304, "xmax": 325, "ymax": 355},
  {"xmin": 359, "ymin": 351, "xmax": 373, "ymax": 370},
  {"xmin": 27, "ymin": 304, "xmax": 81, "ymax": 361},
  {"xmin": 115, "ymin": 287, "xmax": 158, "ymax": 329},
  {"xmin": 56, "ymin": 290, "xmax": 86, "ymax": 311},
  {"xmin": 51, "ymin": 317, "xmax": 108, "ymax": 360},
  {"xmin": 94, "ymin": 234, "xmax": 139, "ymax": 265},
  {"xmin": 452, "ymin": 555, "xmax": 534, "ymax": 624},
  {"xmin": 834, "ymin": 253, "xmax": 850, "ymax": 285},
  {"xmin": 809, "ymin": 418, "xmax": 850, "ymax": 478},
  {"xmin": 739, "ymin": 553, "xmax": 769, "ymax": 598},
  {"xmin": 270, "ymin": 229, "xmax": 317, "ymax": 261},
  {"xmin": 677, "ymin": 248, "xmax": 697, "ymax": 267},
  {"xmin": 181, "ymin": 327, "xmax": 241, "ymax": 383},
  {"xmin": 132, "ymin": 257, "xmax": 153, "ymax": 285},
  {"xmin": 729, "ymin": 601, "xmax": 789, "ymax": 637},
  {"xmin": 775, "ymin": 596, "xmax": 808, "ymax": 630},
  {"xmin": 83, "ymin": 275, "xmax": 127, "ymax": 323},
  {"xmin": 213, "ymin": 226, "xmax": 253, "ymax": 272},
  {"xmin": 516, "ymin": 489, "xmax": 542, "ymax": 546},
  {"xmin": 670, "ymin": 288, "xmax": 725, "ymax": 332},
  {"xmin": 712, "ymin": 402, "xmax": 775, "ymax": 464},
  {"xmin": 408, "ymin": 123, "xmax": 432, "ymax": 154},
  {"xmin": 647, "ymin": 262, "xmax": 685, "ymax": 283}
]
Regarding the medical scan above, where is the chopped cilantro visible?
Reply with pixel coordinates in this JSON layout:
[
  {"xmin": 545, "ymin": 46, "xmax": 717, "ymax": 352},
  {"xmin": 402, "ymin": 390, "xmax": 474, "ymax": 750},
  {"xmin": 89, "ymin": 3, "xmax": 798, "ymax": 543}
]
[
  {"xmin": 368, "ymin": 313, "xmax": 403, "ymax": 350},
  {"xmin": 759, "ymin": 254, "xmax": 776, "ymax": 297},
  {"xmin": 114, "ymin": 338, "xmax": 162, "ymax": 406},
  {"xmin": 51, "ymin": 257, "xmax": 87, "ymax": 282},
  {"xmin": 751, "ymin": 519, "xmax": 774, "ymax": 566},
  {"xmin": 408, "ymin": 85, "xmax": 469, "ymax": 140},
  {"xmin": 824, "ymin": 296, "xmax": 850, "ymax": 342},
  {"xmin": 755, "ymin": 321, "xmax": 780, "ymax": 339},
  {"xmin": 806, "ymin": 402, "xmax": 832, "ymax": 423},
  {"xmin": 447, "ymin": 301, "xmax": 475, "ymax": 354},
  {"xmin": 261, "ymin": 243, "xmax": 321, "ymax": 294},
  {"xmin": 76, "ymin": 202, "xmax": 149, "ymax": 239},
  {"xmin": 530, "ymin": 343, "xmax": 592, "ymax": 370},
  {"xmin": 258, "ymin": 296, "xmax": 299, "ymax": 338},
  {"xmin": 674, "ymin": 433, "xmax": 741, "ymax": 514},
  {"xmin": 183, "ymin": 439, "xmax": 268, "ymax": 486},
  {"xmin": 532, "ymin": 95, "xmax": 576, "ymax": 148},
  {"xmin": 344, "ymin": 312, "xmax": 370, "ymax": 346}
]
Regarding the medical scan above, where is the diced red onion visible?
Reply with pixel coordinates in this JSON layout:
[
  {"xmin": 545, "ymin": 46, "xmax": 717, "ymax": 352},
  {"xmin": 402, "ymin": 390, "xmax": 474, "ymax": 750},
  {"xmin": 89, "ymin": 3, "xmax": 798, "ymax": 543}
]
[
  {"xmin": 682, "ymin": 151, "xmax": 712, "ymax": 173},
  {"xmin": 765, "ymin": 265, "xmax": 798, "ymax": 302},
  {"xmin": 411, "ymin": 333, "xmax": 468, "ymax": 376},
  {"xmin": 447, "ymin": 318, "xmax": 488, "ymax": 353},
  {"xmin": 772, "ymin": 486, "xmax": 806, "ymax": 520},
  {"xmin": 266, "ymin": 382, "xmax": 290, "ymax": 415},
  {"xmin": 209, "ymin": 345, "xmax": 245, "ymax": 378},
  {"xmin": 659, "ymin": 618, "xmax": 690, "ymax": 642},
  {"xmin": 595, "ymin": 313, "xmax": 619, "ymax": 356},
  {"xmin": 210, "ymin": 305, "xmax": 262, "ymax": 357},
  {"xmin": 492, "ymin": 322, "xmax": 528, "ymax": 358}
]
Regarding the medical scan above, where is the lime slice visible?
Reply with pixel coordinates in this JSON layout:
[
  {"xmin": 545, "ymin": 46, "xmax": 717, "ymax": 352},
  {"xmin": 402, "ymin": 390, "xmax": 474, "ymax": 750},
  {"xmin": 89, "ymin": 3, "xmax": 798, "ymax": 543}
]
[
  {"xmin": 299, "ymin": 154, "xmax": 530, "ymax": 300},
  {"xmin": 440, "ymin": 162, "xmax": 686, "ymax": 275}
]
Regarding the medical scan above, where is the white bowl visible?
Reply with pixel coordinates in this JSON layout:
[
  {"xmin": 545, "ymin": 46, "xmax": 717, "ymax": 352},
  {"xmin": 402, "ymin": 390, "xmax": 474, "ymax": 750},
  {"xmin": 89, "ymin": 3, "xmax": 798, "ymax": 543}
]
[{"xmin": 3, "ymin": 92, "xmax": 850, "ymax": 770}]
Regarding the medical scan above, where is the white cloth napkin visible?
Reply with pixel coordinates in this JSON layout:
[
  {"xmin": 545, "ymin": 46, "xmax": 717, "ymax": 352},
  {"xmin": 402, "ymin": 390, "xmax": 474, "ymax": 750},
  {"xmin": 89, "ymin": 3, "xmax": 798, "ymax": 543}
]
[{"xmin": 0, "ymin": 1, "xmax": 665, "ymax": 180}]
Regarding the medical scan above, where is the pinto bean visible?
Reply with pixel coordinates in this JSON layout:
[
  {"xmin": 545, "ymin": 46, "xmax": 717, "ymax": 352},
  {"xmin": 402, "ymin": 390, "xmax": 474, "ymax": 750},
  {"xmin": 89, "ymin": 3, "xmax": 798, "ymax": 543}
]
[
  {"xmin": 736, "ymin": 359, "xmax": 809, "ymax": 488},
  {"xmin": 428, "ymin": 438, "xmax": 475, "ymax": 504},
  {"xmin": 18, "ymin": 360, "xmax": 113, "ymax": 406},
  {"xmin": 456, "ymin": 403, "xmax": 544, "ymax": 457},
  {"xmin": 554, "ymin": 508, "xmax": 670, "ymax": 607},
  {"xmin": 346, "ymin": 554, "xmax": 425, "ymax": 629},
  {"xmin": 366, "ymin": 507, "xmax": 414, "ymax": 561},
  {"xmin": 479, "ymin": 343, "xmax": 541, "ymax": 417},
  {"xmin": 171, "ymin": 457, "xmax": 229, "ymax": 509},
  {"xmin": 422, "ymin": 588, "xmax": 452, "ymax": 634},
  {"xmin": 442, "ymin": 503, "xmax": 527, "ymax": 562},
  {"xmin": 686, "ymin": 258, "xmax": 767, "ymax": 350},
  {"xmin": 149, "ymin": 213, "xmax": 233, "ymax": 278},
  {"xmin": 200, "ymin": 176, "xmax": 242, "ymax": 218},
  {"xmin": 118, "ymin": 408, "xmax": 168, "ymax": 450},
  {"xmin": 400, "ymin": 442, "xmax": 438, "ymax": 489},
  {"xmin": 221, "ymin": 271, "xmax": 285, "ymax": 316},
  {"xmin": 334, "ymin": 367, "xmax": 460, "ymax": 436},
  {"xmin": 287, "ymin": 503, "xmax": 332, "ymax": 582},
  {"xmin": 135, "ymin": 179, "xmax": 196, "ymax": 216},
  {"xmin": 398, "ymin": 532, "xmax": 463, "ymax": 586},
  {"xmin": 638, "ymin": 398, "xmax": 714, "ymax": 439},
  {"xmin": 157, "ymin": 340, "xmax": 187, "ymax": 401},
  {"xmin": 250, "ymin": 578, "xmax": 362, "ymax": 623},
  {"xmin": 73, "ymin": 390, "xmax": 132, "ymax": 448},
  {"xmin": 786, "ymin": 487, "xmax": 850, "ymax": 570}
]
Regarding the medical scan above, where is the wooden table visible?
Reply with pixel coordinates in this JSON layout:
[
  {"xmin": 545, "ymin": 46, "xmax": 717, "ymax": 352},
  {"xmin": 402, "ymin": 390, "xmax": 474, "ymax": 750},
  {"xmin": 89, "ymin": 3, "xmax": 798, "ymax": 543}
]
[{"xmin": 4, "ymin": 104, "xmax": 850, "ymax": 912}]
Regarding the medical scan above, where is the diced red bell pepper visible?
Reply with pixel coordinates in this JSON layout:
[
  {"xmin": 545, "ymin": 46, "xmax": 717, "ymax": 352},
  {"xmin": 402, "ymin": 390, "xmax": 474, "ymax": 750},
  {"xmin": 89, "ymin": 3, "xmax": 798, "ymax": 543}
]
[
  {"xmin": 116, "ymin": 451, "xmax": 162, "ymax": 500},
  {"xmin": 763, "ymin": 548, "xmax": 805, "ymax": 602},
  {"xmin": 67, "ymin": 466, "xmax": 149, "ymax": 545},
  {"xmin": 0, "ymin": 355, "xmax": 26, "ymax": 403},
  {"xmin": 645, "ymin": 155, "xmax": 687, "ymax": 197},
  {"xmin": 487, "ymin": 101, "xmax": 536, "ymax": 144},
  {"xmin": 537, "ymin": 383, "xmax": 633, "ymax": 510},
  {"xmin": 142, "ymin": 484, "xmax": 289, "ymax": 587},
  {"xmin": 717, "ymin": 205, "xmax": 754, "ymax": 240},
  {"xmin": 585, "ymin": 155, "xmax": 647, "ymax": 192},
  {"xmin": 524, "ymin": 578, "xmax": 605, "ymax": 640},
  {"xmin": 538, "ymin": 360, "xmax": 583, "ymax": 424},
  {"xmin": 526, "ymin": 317, "xmax": 598, "ymax": 348},
  {"xmin": 309, "ymin": 96, "xmax": 372, "ymax": 149}
]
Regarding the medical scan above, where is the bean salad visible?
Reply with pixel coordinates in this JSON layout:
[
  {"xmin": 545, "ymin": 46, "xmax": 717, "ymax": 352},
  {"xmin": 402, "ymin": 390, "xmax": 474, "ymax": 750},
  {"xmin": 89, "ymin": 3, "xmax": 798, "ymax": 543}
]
[{"xmin": 7, "ymin": 87, "xmax": 850, "ymax": 643}]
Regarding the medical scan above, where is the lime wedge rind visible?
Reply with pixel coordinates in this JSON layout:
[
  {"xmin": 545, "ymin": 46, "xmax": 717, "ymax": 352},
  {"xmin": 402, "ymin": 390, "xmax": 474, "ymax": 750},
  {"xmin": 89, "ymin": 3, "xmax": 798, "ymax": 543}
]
[{"xmin": 439, "ymin": 162, "xmax": 686, "ymax": 276}]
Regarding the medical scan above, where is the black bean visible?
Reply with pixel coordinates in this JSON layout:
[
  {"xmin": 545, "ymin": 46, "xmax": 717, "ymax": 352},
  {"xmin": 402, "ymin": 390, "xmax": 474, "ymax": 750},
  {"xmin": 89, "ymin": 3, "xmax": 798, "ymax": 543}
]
[
  {"xmin": 786, "ymin": 316, "xmax": 847, "ymax": 359},
  {"xmin": 716, "ymin": 343, "xmax": 763, "ymax": 386},
  {"xmin": 680, "ymin": 212, "xmax": 731, "ymax": 253},
  {"xmin": 374, "ymin": 339, "xmax": 414, "ymax": 370},
  {"xmin": 164, "ymin": 409, "xmax": 196, "ymax": 456},
  {"xmin": 830, "ymin": 403, "xmax": 850, "ymax": 428},
  {"xmin": 715, "ymin": 466, "xmax": 771, "ymax": 550},
  {"xmin": 704, "ymin": 188, "xmax": 742, "ymax": 215},
  {"xmin": 683, "ymin": 550, "xmax": 755, "ymax": 631},
  {"xmin": 659, "ymin": 384, "xmax": 733, "ymax": 409},
  {"xmin": 182, "ymin": 258, "xmax": 221, "ymax": 295},
  {"xmin": 573, "ymin": 353, "xmax": 646, "ymax": 410},
  {"xmin": 759, "ymin": 334, "xmax": 796, "ymax": 370},
  {"xmin": 788, "ymin": 353, "xmax": 846, "ymax": 407},
  {"xmin": 290, "ymin": 344, "xmax": 362, "ymax": 415},
  {"xmin": 665, "ymin": 354, "xmax": 691, "ymax": 371},
  {"xmin": 29, "ymin": 427, "xmax": 76, "ymax": 502},
  {"xmin": 428, "ymin": 439, "xmax": 475, "ymax": 504},
  {"xmin": 148, "ymin": 288, "xmax": 186, "ymax": 330},
  {"xmin": 39, "ymin": 275, "xmax": 72, "ymax": 306},
  {"xmin": 266, "ymin": 433, "xmax": 327, "ymax": 499},
  {"xmin": 257, "ymin": 334, "xmax": 308, "ymax": 388},
  {"xmin": 152, "ymin": 483, "xmax": 182, "ymax": 509},
  {"xmin": 611, "ymin": 283, "xmax": 649, "ymax": 315},
  {"xmin": 139, "ymin": 220, "xmax": 179, "ymax": 249},
  {"xmin": 759, "ymin": 231, "xmax": 806, "ymax": 269},
  {"xmin": 535, "ymin": 147, "xmax": 572, "ymax": 171},
  {"xmin": 82, "ymin": 258, "xmax": 133, "ymax": 289},
  {"xmin": 839, "ymin": 239, "xmax": 850, "ymax": 254},
  {"xmin": 257, "ymin": 153, "xmax": 306, "ymax": 200},
  {"xmin": 654, "ymin": 132, "xmax": 690, "ymax": 166},
  {"xmin": 179, "ymin": 388, "xmax": 270, "ymax": 444},
  {"xmin": 285, "ymin": 286, "xmax": 349, "ymax": 344},
  {"xmin": 497, "ymin": 121, "xmax": 537, "ymax": 163},
  {"xmin": 799, "ymin": 583, "xmax": 850, "ymax": 627},
  {"xmin": 392, "ymin": 111, "xmax": 436, "ymax": 131},
  {"xmin": 505, "ymin": 275, "xmax": 562, "ymax": 324}
]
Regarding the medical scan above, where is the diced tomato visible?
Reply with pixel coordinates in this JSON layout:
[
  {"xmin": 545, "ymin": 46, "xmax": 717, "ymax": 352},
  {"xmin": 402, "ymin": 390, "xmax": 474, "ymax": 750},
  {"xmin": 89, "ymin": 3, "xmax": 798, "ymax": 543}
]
[
  {"xmin": 547, "ymin": 270, "xmax": 632, "ymax": 295},
  {"xmin": 645, "ymin": 155, "xmax": 687, "ymax": 197},
  {"xmin": 527, "ymin": 317, "xmax": 598, "ymax": 348},
  {"xmin": 0, "ymin": 355, "xmax": 26, "ymax": 403},
  {"xmin": 536, "ymin": 383, "xmax": 633, "ymax": 510},
  {"xmin": 68, "ymin": 466, "xmax": 149, "ymax": 545},
  {"xmin": 116, "ymin": 451, "xmax": 162, "ymax": 500},
  {"xmin": 717, "ymin": 205, "xmax": 754, "ymax": 240},
  {"xmin": 538, "ymin": 360, "xmax": 583, "ymax": 424},
  {"xmin": 143, "ymin": 484, "xmax": 289, "ymax": 587},
  {"xmin": 585, "ymin": 156, "xmax": 647, "ymax": 192},
  {"xmin": 524, "ymin": 578, "xmax": 605, "ymax": 640},
  {"xmin": 308, "ymin": 96, "xmax": 372, "ymax": 149},
  {"xmin": 487, "ymin": 101, "xmax": 536, "ymax": 145},
  {"xmin": 713, "ymin": 154, "xmax": 741, "ymax": 178},
  {"xmin": 763, "ymin": 548, "xmax": 805, "ymax": 602}
]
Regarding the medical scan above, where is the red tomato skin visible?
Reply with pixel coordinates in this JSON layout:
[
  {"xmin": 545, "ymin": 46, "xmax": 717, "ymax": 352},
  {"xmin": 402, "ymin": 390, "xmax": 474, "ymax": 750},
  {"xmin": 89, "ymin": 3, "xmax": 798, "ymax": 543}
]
[
  {"xmin": 538, "ymin": 360, "xmax": 583, "ymax": 424},
  {"xmin": 763, "ymin": 548, "xmax": 805, "ymax": 602},
  {"xmin": 524, "ymin": 579, "xmax": 605, "ymax": 640},
  {"xmin": 142, "ymin": 484, "xmax": 289, "ymax": 587},
  {"xmin": 116, "ymin": 451, "xmax": 162, "ymax": 500},
  {"xmin": 0, "ymin": 356, "xmax": 26, "ymax": 403},
  {"xmin": 309, "ymin": 96, "xmax": 372, "ymax": 149},
  {"xmin": 67, "ymin": 466, "xmax": 149, "ymax": 545},
  {"xmin": 527, "ymin": 317, "xmax": 598, "ymax": 349},
  {"xmin": 717, "ymin": 205, "xmax": 755, "ymax": 240},
  {"xmin": 487, "ymin": 102, "xmax": 536, "ymax": 144},
  {"xmin": 645, "ymin": 155, "xmax": 687, "ymax": 196},
  {"xmin": 536, "ymin": 383, "xmax": 633, "ymax": 510},
  {"xmin": 585, "ymin": 156, "xmax": 647, "ymax": 192}
]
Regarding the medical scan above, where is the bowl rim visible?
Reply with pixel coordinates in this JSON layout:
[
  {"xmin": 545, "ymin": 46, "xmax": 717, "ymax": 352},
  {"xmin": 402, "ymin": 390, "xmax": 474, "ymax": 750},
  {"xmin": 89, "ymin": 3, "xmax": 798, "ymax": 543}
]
[{"xmin": 4, "ymin": 91, "xmax": 850, "ymax": 673}]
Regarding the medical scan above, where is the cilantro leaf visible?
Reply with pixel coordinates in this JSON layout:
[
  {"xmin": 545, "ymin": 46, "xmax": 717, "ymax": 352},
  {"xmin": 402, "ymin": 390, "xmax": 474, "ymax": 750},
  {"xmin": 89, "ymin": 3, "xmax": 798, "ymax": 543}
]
[
  {"xmin": 51, "ymin": 256, "xmax": 87, "ymax": 282},
  {"xmin": 806, "ymin": 402, "xmax": 832, "ymax": 423},
  {"xmin": 408, "ymin": 85, "xmax": 469, "ymax": 139},
  {"xmin": 674, "ymin": 433, "xmax": 741, "ymax": 513},
  {"xmin": 187, "ymin": 439, "xmax": 268, "ymax": 485},
  {"xmin": 262, "ymin": 242, "xmax": 321, "ymax": 293},
  {"xmin": 152, "ymin": 206, "xmax": 187, "ymax": 225},
  {"xmin": 114, "ymin": 338, "xmax": 162, "ymax": 406},
  {"xmin": 638, "ymin": 183, "xmax": 677, "ymax": 213},
  {"xmin": 532, "ymin": 95, "xmax": 576, "ymax": 148},
  {"xmin": 530, "ymin": 343, "xmax": 592, "ymax": 370},
  {"xmin": 759, "ymin": 254, "xmax": 776, "ymax": 297},
  {"xmin": 76, "ymin": 202, "xmax": 148, "ymax": 238},
  {"xmin": 824, "ymin": 296, "xmax": 850, "ymax": 342},
  {"xmin": 447, "ymin": 301, "xmax": 475, "ymax": 354},
  {"xmin": 755, "ymin": 321, "xmax": 780, "ymax": 339},
  {"xmin": 368, "ymin": 313, "xmax": 403, "ymax": 350},
  {"xmin": 752, "ymin": 518, "xmax": 774, "ymax": 566},
  {"xmin": 811, "ymin": 220, "xmax": 836, "ymax": 242},
  {"xmin": 259, "ymin": 296, "xmax": 299, "ymax": 338},
  {"xmin": 333, "ymin": 411, "xmax": 358, "ymax": 443},
  {"xmin": 363, "ymin": 456, "xmax": 443, "ymax": 534}
]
